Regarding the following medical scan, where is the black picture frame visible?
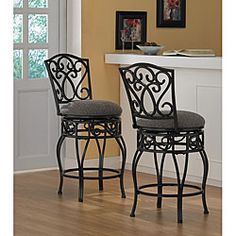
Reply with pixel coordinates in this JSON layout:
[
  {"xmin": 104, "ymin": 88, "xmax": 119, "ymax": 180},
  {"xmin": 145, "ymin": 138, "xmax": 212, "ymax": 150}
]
[
  {"xmin": 156, "ymin": 0, "xmax": 186, "ymax": 28},
  {"xmin": 115, "ymin": 11, "xmax": 147, "ymax": 50}
]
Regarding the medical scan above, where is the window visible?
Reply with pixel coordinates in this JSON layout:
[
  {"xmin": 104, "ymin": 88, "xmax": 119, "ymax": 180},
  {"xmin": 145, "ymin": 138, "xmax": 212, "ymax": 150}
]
[{"xmin": 13, "ymin": 0, "xmax": 50, "ymax": 80}]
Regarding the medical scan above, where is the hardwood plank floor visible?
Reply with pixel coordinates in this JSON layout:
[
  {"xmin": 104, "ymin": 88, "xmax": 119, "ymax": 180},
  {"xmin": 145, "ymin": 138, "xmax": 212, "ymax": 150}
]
[{"xmin": 14, "ymin": 170, "xmax": 221, "ymax": 236}]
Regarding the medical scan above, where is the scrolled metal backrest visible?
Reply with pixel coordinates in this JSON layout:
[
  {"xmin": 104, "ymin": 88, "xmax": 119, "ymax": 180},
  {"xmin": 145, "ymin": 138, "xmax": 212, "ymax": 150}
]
[
  {"xmin": 44, "ymin": 53, "xmax": 92, "ymax": 115},
  {"xmin": 119, "ymin": 63, "xmax": 178, "ymax": 129}
]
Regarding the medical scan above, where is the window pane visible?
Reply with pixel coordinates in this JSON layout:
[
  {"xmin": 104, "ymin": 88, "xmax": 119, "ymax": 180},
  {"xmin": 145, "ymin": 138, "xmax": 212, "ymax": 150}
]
[
  {"xmin": 28, "ymin": 0, "xmax": 48, "ymax": 8},
  {"xmin": 13, "ymin": 14, "xmax": 23, "ymax": 43},
  {"xmin": 13, "ymin": 50, "xmax": 23, "ymax": 80},
  {"xmin": 14, "ymin": 0, "xmax": 23, "ymax": 8},
  {"xmin": 28, "ymin": 14, "xmax": 48, "ymax": 44},
  {"xmin": 28, "ymin": 14, "xmax": 48, "ymax": 43},
  {"xmin": 28, "ymin": 49, "xmax": 48, "ymax": 79}
]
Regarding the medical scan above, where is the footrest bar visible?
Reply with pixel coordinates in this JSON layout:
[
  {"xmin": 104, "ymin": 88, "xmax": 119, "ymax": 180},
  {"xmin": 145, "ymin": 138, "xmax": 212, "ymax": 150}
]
[
  {"xmin": 62, "ymin": 167, "xmax": 121, "ymax": 180},
  {"xmin": 138, "ymin": 182, "xmax": 203, "ymax": 198}
]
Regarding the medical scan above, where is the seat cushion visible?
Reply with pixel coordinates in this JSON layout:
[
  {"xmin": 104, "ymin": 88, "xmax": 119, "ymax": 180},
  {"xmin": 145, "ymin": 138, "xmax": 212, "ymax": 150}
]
[
  {"xmin": 136, "ymin": 110, "xmax": 205, "ymax": 130},
  {"xmin": 60, "ymin": 100, "xmax": 122, "ymax": 118}
]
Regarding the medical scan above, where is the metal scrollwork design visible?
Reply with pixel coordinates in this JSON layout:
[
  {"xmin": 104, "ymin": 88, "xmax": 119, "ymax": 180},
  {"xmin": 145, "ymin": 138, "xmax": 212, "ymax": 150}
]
[
  {"xmin": 138, "ymin": 130, "xmax": 204, "ymax": 154},
  {"xmin": 120, "ymin": 63, "xmax": 177, "ymax": 127},
  {"xmin": 61, "ymin": 118, "xmax": 121, "ymax": 139},
  {"xmin": 140, "ymin": 132, "xmax": 172, "ymax": 152},
  {"xmin": 45, "ymin": 54, "xmax": 92, "ymax": 108},
  {"xmin": 62, "ymin": 120, "xmax": 77, "ymax": 136},
  {"xmin": 189, "ymin": 132, "xmax": 204, "ymax": 151}
]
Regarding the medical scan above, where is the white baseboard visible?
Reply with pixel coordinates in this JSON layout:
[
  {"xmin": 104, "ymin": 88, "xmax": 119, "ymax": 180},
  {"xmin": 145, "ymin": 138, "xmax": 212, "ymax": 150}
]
[
  {"xmin": 14, "ymin": 157, "xmax": 222, "ymax": 187},
  {"xmin": 125, "ymin": 162, "xmax": 222, "ymax": 187},
  {"xmin": 14, "ymin": 167, "xmax": 58, "ymax": 174},
  {"xmin": 14, "ymin": 156, "xmax": 121, "ymax": 175}
]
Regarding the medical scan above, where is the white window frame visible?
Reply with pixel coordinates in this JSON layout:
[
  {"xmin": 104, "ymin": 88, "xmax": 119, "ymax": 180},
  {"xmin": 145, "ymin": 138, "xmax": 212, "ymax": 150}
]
[{"xmin": 13, "ymin": 0, "xmax": 62, "ymax": 81}]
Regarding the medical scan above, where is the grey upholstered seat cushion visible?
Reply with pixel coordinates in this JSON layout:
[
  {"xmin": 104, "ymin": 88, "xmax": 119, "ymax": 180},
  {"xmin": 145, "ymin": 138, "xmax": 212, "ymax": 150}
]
[
  {"xmin": 136, "ymin": 111, "xmax": 205, "ymax": 130},
  {"xmin": 60, "ymin": 100, "xmax": 122, "ymax": 118}
]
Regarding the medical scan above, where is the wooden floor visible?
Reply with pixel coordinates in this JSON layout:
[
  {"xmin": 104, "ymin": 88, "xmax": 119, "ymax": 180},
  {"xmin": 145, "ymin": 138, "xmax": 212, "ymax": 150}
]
[{"xmin": 14, "ymin": 170, "xmax": 221, "ymax": 236}]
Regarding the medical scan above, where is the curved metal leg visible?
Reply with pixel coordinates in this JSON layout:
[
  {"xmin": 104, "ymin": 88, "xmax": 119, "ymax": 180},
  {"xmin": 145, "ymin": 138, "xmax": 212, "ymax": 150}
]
[
  {"xmin": 153, "ymin": 152, "xmax": 159, "ymax": 207},
  {"xmin": 172, "ymin": 150, "xmax": 189, "ymax": 224},
  {"xmin": 130, "ymin": 149, "xmax": 143, "ymax": 217},
  {"xmin": 200, "ymin": 150, "xmax": 209, "ymax": 214},
  {"xmin": 172, "ymin": 153, "xmax": 182, "ymax": 223},
  {"xmin": 56, "ymin": 135, "xmax": 65, "ymax": 195},
  {"xmin": 95, "ymin": 138, "xmax": 106, "ymax": 192},
  {"xmin": 75, "ymin": 138, "xmax": 82, "ymax": 202},
  {"xmin": 156, "ymin": 152, "xmax": 166, "ymax": 208},
  {"xmin": 115, "ymin": 136, "xmax": 127, "ymax": 198},
  {"xmin": 76, "ymin": 138, "xmax": 90, "ymax": 202}
]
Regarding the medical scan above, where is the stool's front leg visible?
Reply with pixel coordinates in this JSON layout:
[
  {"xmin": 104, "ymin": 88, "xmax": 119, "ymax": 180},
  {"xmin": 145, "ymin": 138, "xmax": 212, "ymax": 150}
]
[
  {"xmin": 95, "ymin": 138, "xmax": 105, "ymax": 192},
  {"xmin": 130, "ymin": 149, "xmax": 143, "ymax": 217},
  {"xmin": 115, "ymin": 136, "xmax": 127, "ymax": 198},
  {"xmin": 56, "ymin": 135, "xmax": 65, "ymax": 195},
  {"xmin": 200, "ymin": 149, "xmax": 209, "ymax": 214}
]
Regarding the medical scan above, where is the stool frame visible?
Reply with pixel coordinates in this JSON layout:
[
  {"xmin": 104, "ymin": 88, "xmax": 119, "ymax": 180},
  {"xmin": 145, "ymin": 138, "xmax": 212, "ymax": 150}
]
[
  {"xmin": 45, "ymin": 53, "xmax": 126, "ymax": 201},
  {"xmin": 119, "ymin": 62, "xmax": 209, "ymax": 223}
]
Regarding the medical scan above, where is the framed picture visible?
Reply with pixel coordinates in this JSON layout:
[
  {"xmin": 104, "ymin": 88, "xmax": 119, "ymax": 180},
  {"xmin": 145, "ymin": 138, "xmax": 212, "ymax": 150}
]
[
  {"xmin": 156, "ymin": 0, "xmax": 186, "ymax": 28},
  {"xmin": 115, "ymin": 11, "xmax": 147, "ymax": 50}
]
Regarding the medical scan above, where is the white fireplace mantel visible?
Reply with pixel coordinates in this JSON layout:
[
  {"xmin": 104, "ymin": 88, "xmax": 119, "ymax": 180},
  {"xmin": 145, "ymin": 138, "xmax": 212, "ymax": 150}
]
[{"xmin": 105, "ymin": 53, "xmax": 222, "ymax": 187}]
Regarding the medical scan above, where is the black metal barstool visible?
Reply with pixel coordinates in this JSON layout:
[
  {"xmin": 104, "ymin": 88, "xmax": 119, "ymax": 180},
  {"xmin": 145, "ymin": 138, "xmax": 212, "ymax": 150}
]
[
  {"xmin": 119, "ymin": 62, "xmax": 209, "ymax": 223},
  {"xmin": 44, "ymin": 53, "xmax": 126, "ymax": 202}
]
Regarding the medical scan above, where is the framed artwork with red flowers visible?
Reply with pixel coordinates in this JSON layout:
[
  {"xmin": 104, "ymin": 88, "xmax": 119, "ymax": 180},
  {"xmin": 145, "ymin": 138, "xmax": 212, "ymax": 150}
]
[
  {"xmin": 156, "ymin": 0, "xmax": 186, "ymax": 27},
  {"xmin": 115, "ymin": 11, "xmax": 147, "ymax": 50}
]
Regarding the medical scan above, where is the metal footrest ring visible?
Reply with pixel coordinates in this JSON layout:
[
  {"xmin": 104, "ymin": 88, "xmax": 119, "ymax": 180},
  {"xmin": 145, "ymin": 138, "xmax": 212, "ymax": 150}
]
[
  {"xmin": 138, "ymin": 182, "xmax": 203, "ymax": 197},
  {"xmin": 63, "ymin": 167, "xmax": 121, "ymax": 180}
]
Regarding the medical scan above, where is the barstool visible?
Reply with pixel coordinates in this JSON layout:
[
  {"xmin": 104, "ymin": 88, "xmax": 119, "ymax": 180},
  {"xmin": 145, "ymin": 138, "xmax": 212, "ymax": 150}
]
[
  {"xmin": 44, "ymin": 53, "xmax": 126, "ymax": 202},
  {"xmin": 119, "ymin": 62, "xmax": 209, "ymax": 223}
]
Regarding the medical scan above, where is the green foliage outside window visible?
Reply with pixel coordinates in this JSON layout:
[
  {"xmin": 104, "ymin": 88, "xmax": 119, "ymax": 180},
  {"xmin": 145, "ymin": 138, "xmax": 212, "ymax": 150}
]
[
  {"xmin": 14, "ymin": 0, "xmax": 23, "ymax": 8},
  {"xmin": 28, "ymin": 0, "xmax": 48, "ymax": 8},
  {"xmin": 13, "ymin": 14, "xmax": 23, "ymax": 43},
  {"xmin": 28, "ymin": 14, "xmax": 48, "ymax": 43},
  {"xmin": 13, "ymin": 50, "xmax": 23, "ymax": 80},
  {"xmin": 13, "ymin": 0, "xmax": 49, "ymax": 80},
  {"xmin": 28, "ymin": 49, "xmax": 48, "ymax": 79}
]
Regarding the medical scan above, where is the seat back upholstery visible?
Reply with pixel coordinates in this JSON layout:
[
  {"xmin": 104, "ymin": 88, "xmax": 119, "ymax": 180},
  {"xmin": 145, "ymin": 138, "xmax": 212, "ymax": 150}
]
[
  {"xmin": 44, "ymin": 53, "xmax": 92, "ymax": 115},
  {"xmin": 119, "ymin": 63, "xmax": 178, "ymax": 129}
]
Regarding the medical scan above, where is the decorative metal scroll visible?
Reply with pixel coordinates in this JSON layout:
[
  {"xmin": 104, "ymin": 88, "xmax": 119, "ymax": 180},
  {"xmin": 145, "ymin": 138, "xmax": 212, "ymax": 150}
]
[
  {"xmin": 138, "ymin": 130, "xmax": 204, "ymax": 154},
  {"xmin": 45, "ymin": 54, "xmax": 92, "ymax": 111},
  {"xmin": 119, "ymin": 63, "xmax": 178, "ymax": 128},
  {"xmin": 61, "ymin": 117, "xmax": 121, "ymax": 139}
]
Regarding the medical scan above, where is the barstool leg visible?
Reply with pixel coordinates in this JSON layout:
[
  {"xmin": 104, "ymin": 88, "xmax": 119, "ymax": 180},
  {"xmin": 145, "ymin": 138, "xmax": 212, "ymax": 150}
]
[
  {"xmin": 75, "ymin": 138, "xmax": 82, "ymax": 202},
  {"xmin": 130, "ymin": 150, "xmax": 143, "ymax": 217},
  {"xmin": 156, "ymin": 152, "xmax": 166, "ymax": 208},
  {"xmin": 79, "ymin": 168, "xmax": 84, "ymax": 202},
  {"xmin": 76, "ymin": 138, "xmax": 90, "ymax": 202},
  {"xmin": 172, "ymin": 151, "xmax": 189, "ymax": 223},
  {"xmin": 95, "ymin": 138, "xmax": 105, "ymax": 192},
  {"xmin": 172, "ymin": 153, "xmax": 182, "ymax": 223},
  {"xmin": 115, "ymin": 136, "xmax": 127, "ymax": 198},
  {"xmin": 153, "ymin": 152, "xmax": 160, "ymax": 207},
  {"xmin": 115, "ymin": 136, "xmax": 126, "ymax": 198},
  {"xmin": 200, "ymin": 150, "xmax": 209, "ymax": 214},
  {"xmin": 56, "ymin": 135, "xmax": 65, "ymax": 195}
]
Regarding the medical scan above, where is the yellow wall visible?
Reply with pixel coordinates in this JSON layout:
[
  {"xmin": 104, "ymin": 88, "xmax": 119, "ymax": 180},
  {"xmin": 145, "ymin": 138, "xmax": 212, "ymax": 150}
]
[{"xmin": 81, "ymin": 0, "xmax": 222, "ymax": 158}]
